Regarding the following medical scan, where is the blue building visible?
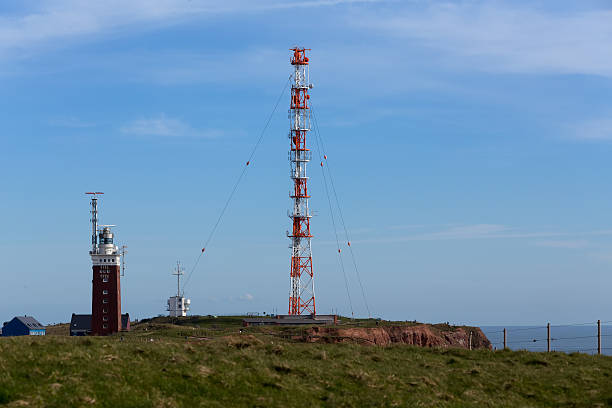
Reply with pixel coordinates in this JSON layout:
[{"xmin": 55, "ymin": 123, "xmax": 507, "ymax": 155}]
[{"xmin": 1, "ymin": 316, "xmax": 46, "ymax": 336}]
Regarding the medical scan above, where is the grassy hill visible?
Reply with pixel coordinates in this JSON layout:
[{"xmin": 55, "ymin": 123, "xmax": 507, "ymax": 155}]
[{"xmin": 0, "ymin": 316, "xmax": 611, "ymax": 407}]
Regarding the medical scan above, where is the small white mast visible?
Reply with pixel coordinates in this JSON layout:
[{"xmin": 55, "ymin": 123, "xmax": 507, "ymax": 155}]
[
  {"xmin": 167, "ymin": 261, "xmax": 190, "ymax": 317},
  {"xmin": 173, "ymin": 261, "xmax": 184, "ymax": 297}
]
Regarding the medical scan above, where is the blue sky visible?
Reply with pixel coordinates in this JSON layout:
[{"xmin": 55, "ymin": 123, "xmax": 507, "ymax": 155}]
[{"xmin": 1, "ymin": 0, "xmax": 612, "ymax": 326}]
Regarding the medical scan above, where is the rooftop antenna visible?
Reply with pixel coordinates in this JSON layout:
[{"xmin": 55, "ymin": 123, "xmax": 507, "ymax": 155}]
[
  {"xmin": 120, "ymin": 245, "xmax": 128, "ymax": 277},
  {"xmin": 173, "ymin": 261, "xmax": 184, "ymax": 297},
  {"xmin": 167, "ymin": 261, "xmax": 190, "ymax": 317},
  {"xmin": 85, "ymin": 192, "xmax": 104, "ymax": 253}
]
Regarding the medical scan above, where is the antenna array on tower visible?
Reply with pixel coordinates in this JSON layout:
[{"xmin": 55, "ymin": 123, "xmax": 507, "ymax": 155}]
[{"xmin": 287, "ymin": 48, "xmax": 316, "ymax": 315}]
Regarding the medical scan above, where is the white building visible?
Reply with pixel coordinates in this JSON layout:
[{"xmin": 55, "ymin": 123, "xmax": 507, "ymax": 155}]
[
  {"xmin": 167, "ymin": 261, "xmax": 191, "ymax": 317},
  {"xmin": 167, "ymin": 296, "xmax": 191, "ymax": 317}
]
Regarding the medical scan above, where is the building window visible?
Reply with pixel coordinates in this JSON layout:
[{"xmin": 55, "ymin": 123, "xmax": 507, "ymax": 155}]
[
  {"xmin": 102, "ymin": 277, "xmax": 109, "ymax": 282},
  {"xmin": 103, "ymin": 316, "xmax": 108, "ymax": 322},
  {"xmin": 103, "ymin": 324, "xmax": 108, "ymax": 329},
  {"xmin": 103, "ymin": 290, "xmax": 108, "ymax": 295},
  {"xmin": 103, "ymin": 299, "xmax": 109, "ymax": 304},
  {"xmin": 103, "ymin": 308, "xmax": 108, "ymax": 313}
]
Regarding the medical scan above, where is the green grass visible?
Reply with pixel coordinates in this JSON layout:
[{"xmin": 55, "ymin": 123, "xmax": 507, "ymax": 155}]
[{"xmin": 0, "ymin": 317, "xmax": 611, "ymax": 407}]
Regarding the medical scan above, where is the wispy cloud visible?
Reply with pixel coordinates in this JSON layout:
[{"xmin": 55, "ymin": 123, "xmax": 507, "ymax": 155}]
[
  {"xmin": 415, "ymin": 224, "xmax": 512, "ymax": 240},
  {"xmin": 357, "ymin": 3, "xmax": 612, "ymax": 77},
  {"xmin": 121, "ymin": 114, "xmax": 222, "ymax": 138},
  {"xmin": 337, "ymin": 224, "xmax": 612, "ymax": 246},
  {"xmin": 385, "ymin": 224, "xmax": 564, "ymax": 242},
  {"xmin": 129, "ymin": 48, "xmax": 287, "ymax": 85},
  {"xmin": 0, "ymin": 0, "xmax": 379, "ymax": 59},
  {"xmin": 532, "ymin": 239, "xmax": 589, "ymax": 249},
  {"xmin": 47, "ymin": 116, "xmax": 96, "ymax": 128},
  {"xmin": 587, "ymin": 250, "xmax": 612, "ymax": 264},
  {"xmin": 225, "ymin": 293, "xmax": 256, "ymax": 302},
  {"xmin": 573, "ymin": 116, "xmax": 612, "ymax": 140}
]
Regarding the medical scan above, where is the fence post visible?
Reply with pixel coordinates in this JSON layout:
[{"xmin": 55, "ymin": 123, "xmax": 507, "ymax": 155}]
[
  {"xmin": 547, "ymin": 323, "xmax": 551, "ymax": 352},
  {"xmin": 503, "ymin": 328, "xmax": 507, "ymax": 349},
  {"xmin": 598, "ymin": 319, "xmax": 601, "ymax": 356},
  {"xmin": 469, "ymin": 331, "xmax": 473, "ymax": 350}
]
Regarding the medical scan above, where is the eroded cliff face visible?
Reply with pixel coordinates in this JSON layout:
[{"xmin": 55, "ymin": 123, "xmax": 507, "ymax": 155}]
[{"xmin": 302, "ymin": 325, "xmax": 491, "ymax": 349}]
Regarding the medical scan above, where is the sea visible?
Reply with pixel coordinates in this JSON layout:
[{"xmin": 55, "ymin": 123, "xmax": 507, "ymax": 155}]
[{"xmin": 481, "ymin": 325, "xmax": 612, "ymax": 356}]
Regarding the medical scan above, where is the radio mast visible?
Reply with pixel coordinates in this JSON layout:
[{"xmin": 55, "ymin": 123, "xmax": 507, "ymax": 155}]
[{"xmin": 287, "ymin": 47, "xmax": 315, "ymax": 315}]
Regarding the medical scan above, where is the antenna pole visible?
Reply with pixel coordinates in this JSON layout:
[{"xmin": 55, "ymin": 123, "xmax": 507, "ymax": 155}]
[
  {"xmin": 120, "ymin": 245, "xmax": 128, "ymax": 277},
  {"xmin": 91, "ymin": 196, "xmax": 98, "ymax": 252},
  {"xmin": 86, "ymin": 192, "xmax": 104, "ymax": 253},
  {"xmin": 173, "ymin": 261, "xmax": 184, "ymax": 298}
]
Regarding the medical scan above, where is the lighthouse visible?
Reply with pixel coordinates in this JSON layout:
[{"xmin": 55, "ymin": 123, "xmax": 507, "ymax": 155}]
[{"xmin": 87, "ymin": 192, "xmax": 123, "ymax": 336}]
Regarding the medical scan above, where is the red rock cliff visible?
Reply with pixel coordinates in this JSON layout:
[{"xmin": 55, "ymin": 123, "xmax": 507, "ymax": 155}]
[{"xmin": 302, "ymin": 325, "xmax": 491, "ymax": 349}]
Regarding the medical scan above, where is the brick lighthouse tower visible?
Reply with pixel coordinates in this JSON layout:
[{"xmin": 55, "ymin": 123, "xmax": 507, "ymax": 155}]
[{"xmin": 87, "ymin": 192, "xmax": 123, "ymax": 335}]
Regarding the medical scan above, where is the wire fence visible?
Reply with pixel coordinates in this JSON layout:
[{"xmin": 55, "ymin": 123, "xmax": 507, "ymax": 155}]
[{"xmin": 482, "ymin": 320, "xmax": 611, "ymax": 355}]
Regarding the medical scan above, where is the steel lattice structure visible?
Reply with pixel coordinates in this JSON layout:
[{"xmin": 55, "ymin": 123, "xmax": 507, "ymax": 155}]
[{"xmin": 288, "ymin": 47, "xmax": 316, "ymax": 315}]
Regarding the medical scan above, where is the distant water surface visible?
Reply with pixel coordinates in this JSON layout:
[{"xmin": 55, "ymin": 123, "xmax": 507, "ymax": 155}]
[{"xmin": 481, "ymin": 325, "xmax": 612, "ymax": 356}]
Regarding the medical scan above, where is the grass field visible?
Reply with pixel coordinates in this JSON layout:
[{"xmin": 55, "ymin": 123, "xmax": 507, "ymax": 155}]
[{"xmin": 0, "ymin": 316, "xmax": 611, "ymax": 407}]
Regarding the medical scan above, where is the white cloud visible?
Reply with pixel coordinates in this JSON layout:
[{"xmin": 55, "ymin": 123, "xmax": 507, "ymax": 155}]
[
  {"xmin": 240, "ymin": 293, "xmax": 254, "ymax": 301},
  {"xmin": 2, "ymin": 1, "xmax": 611, "ymax": 87},
  {"xmin": 356, "ymin": 3, "xmax": 612, "ymax": 77},
  {"xmin": 415, "ymin": 224, "xmax": 511, "ymax": 240},
  {"xmin": 379, "ymin": 224, "xmax": 563, "ymax": 242},
  {"xmin": 121, "ymin": 114, "xmax": 222, "ymax": 138},
  {"xmin": 337, "ymin": 224, "xmax": 612, "ymax": 246},
  {"xmin": 533, "ymin": 239, "xmax": 589, "ymax": 249},
  {"xmin": 321, "ymin": 223, "xmax": 560, "ymax": 245},
  {"xmin": 0, "ymin": 0, "xmax": 379, "ymax": 58},
  {"xmin": 129, "ymin": 48, "xmax": 287, "ymax": 85},
  {"xmin": 574, "ymin": 117, "xmax": 612, "ymax": 140},
  {"xmin": 587, "ymin": 250, "xmax": 612, "ymax": 264},
  {"xmin": 48, "ymin": 116, "xmax": 96, "ymax": 128}
]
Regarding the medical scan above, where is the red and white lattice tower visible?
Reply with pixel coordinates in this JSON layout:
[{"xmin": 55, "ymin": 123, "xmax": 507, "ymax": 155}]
[{"xmin": 288, "ymin": 47, "xmax": 315, "ymax": 315}]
